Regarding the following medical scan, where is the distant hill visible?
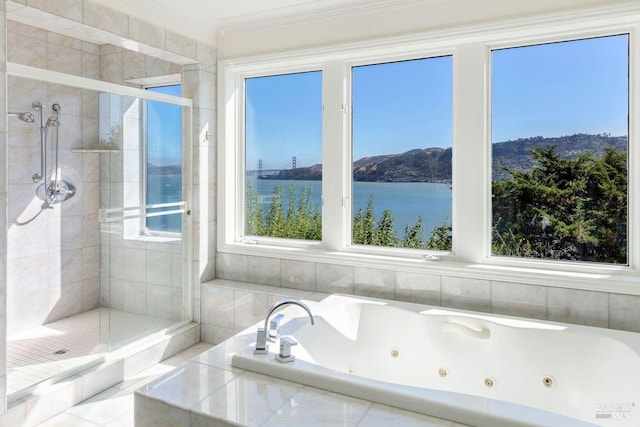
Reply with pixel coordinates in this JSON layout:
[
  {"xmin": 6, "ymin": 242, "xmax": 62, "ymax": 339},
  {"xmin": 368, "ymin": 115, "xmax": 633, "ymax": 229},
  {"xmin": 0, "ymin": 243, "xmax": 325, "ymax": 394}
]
[
  {"xmin": 492, "ymin": 134, "xmax": 627, "ymax": 180},
  {"xmin": 260, "ymin": 134, "xmax": 627, "ymax": 182},
  {"xmin": 353, "ymin": 147, "xmax": 452, "ymax": 182},
  {"xmin": 148, "ymin": 164, "xmax": 181, "ymax": 175}
]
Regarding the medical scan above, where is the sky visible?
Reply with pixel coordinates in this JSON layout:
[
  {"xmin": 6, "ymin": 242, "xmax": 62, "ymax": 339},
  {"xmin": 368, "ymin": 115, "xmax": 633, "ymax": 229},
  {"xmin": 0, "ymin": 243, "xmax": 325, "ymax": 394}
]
[
  {"xmin": 244, "ymin": 34, "xmax": 628, "ymax": 171},
  {"xmin": 492, "ymin": 34, "xmax": 628, "ymax": 143},
  {"xmin": 246, "ymin": 72, "xmax": 323, "ymax": 171},
  {"xmin": 146, "ymin": 84, "xmax": 182, "ymax": 166}
]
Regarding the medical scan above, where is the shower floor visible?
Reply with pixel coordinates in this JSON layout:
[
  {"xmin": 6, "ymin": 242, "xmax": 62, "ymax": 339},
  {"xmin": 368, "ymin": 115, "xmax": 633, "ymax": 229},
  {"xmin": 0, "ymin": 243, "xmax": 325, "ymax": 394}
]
[{"xmin": 7, "ymin": 308, "xmax": 175, "ymax": 397}]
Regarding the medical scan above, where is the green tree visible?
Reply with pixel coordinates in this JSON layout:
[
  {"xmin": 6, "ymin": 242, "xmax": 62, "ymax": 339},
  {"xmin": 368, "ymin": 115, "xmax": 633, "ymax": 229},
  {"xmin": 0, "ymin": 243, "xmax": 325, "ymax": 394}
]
[
  {"xmin": 265, "ymin": 185, "xmax": 286, "ymax": 237},
  {"xmin": 353, "ymin": 196, "xmax": 451, "ymax": 251},
  {"xmin": 401, "ymin": 216, "xmax": 426, "ymax": 249},
  {"xmin": 353, "ymin": 196, "xmax": 377, "ymax": 245},
  {"xmin": 250, "ymin": 187, "xmax": 453, "ymax": 251},
  {"xmin": 245, "ymin": 184, "xmax": 264, "ymax": 236},
  {"xmin": 246, "ymin": 184, "xmax": 321, "ymax": 240},
  {"xmin": 375, "ymin": 209, "xmax": 398, "ymax": 247},
  {"xmin": 492, "ymin": 146, "xmax": 627, "ymax": 263},
  {"xmin": 426, "ymin": 219, "xmax": 452, "ymax": 251}
]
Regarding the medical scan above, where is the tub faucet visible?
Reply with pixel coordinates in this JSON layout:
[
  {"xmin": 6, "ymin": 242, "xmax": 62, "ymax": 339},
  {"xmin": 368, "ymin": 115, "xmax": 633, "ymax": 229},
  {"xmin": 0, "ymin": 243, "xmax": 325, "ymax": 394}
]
[{"xmin": 254, "ymin": 298, "xmax": 315, "ymax": 354}]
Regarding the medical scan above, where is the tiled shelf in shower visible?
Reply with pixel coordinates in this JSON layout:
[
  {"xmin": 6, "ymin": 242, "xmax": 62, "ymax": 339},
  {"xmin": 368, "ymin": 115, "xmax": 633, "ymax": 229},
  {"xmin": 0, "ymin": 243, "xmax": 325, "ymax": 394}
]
[{"xmin": 71, "ymin": 148, "xmax": 120, "ymax": 153}]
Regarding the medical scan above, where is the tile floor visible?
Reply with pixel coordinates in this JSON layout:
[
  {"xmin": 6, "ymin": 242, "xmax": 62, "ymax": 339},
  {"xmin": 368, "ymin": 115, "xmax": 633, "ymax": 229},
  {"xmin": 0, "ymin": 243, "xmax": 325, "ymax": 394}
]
[
  {"xmin": 8, "ymin": 309, "xmax": 175, "ymax": 398},
  {"xmin": 34, "ymin": 342, "xmax": 215, "ymax": 427}
]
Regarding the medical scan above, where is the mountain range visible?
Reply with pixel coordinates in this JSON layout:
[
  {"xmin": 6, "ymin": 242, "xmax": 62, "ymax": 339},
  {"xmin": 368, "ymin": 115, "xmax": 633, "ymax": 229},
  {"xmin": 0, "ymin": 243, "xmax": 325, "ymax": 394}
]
[{"xmin": 260, "ymin": 133, "xmax": 627, "ymax": 182}]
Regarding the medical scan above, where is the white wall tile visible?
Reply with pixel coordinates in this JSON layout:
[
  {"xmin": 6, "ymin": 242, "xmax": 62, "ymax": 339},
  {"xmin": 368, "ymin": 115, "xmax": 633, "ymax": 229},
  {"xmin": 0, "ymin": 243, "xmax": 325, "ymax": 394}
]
[
  {"xmin": 316, "ymin": 263, "xmax": 354, "ymax": 294},
  {"xmin": 609, "ymin": 293, "xmax": 640, "ymax": 332},
  {"xmin": 281, "ymin": 259, "xmax": 315, "ymax": 291},
  {"xmin": 491, "ymin": 281, "xmax": 546, "ymax": 320},
  {"xmin": 200, "ymin": 284, "xmax": 234, "ymax": 329},
  {"xmin": 165, "ymin": 30, "xmax": 197, "ymax": 59},
  {"xmin": 216, "ymin": 252, "xmax": 248, "ymax": 282},
  {"xmin": 123, "ymin": 281, "xmax": 147, "ymax": 316},
  {"xmin": 395, "ymin": 271, "xmax": 440, "ymax": 305},
  {"xmin": 354, "ymin": 266, "xmax": 395, "ymax": 299},
  {"xmin": 27, "ymin": 0, "xmax": 83, "ymax": 22},
  {"xmin": 146, "ymin": 250, "xmax": 173, "ymax": 286},
  {"xmin": 82, "ymin": 2, "xmax": 128, "ymax": 38},
  {"xmin": 233, "ymin": 290, "xmax": 268, "ymax": 330},
  {"xmin": 128, "ymin": 17, "xmax": 165, "ymax": 50},
  {"xmin": 547, "ymin": 287, "xmax": 608, "ymax": 327},
  {"xmin": 247, "ymin": 255, "xmax": 280, "ymax": 287},
  {"xmin": 146, "ymin": 284, "xmax": 173, "ymax": 320},
  {"xmin": 440, "ymin": 276, "xmax": 491, "ymax": 312}
]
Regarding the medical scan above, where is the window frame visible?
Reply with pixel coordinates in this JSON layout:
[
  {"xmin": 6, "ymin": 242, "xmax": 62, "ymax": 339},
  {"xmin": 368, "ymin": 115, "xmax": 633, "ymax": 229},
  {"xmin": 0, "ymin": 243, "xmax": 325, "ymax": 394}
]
[
  {"xmin": 142, "ymin": 82, "xmax": 183, "ymax": 238},
  {"xmin": 484, "ymin": 28, "xmax": 638, "ymax": 275},
  {"xmin": 487, "ymin": 33, "xmax": 632, "ymax": 267},
  {"xmin": 218, "ymin": 9, "xmax": 640, "ymax": 293},
  {"xmin": 347, "ymin": 54, "xmax": 454, "ymax": 252}
]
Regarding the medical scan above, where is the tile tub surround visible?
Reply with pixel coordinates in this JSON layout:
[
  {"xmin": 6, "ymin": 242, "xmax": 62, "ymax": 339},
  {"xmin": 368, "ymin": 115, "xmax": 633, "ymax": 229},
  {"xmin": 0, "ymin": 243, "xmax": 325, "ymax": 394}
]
[
  {"xmin": 200, "ymin": 279, "xmax": 329, "ymax": 345},
  {"xmin": 135, "ymin": 323, "xmax": 472, "ymax": 427},
  {"xmin": 215, "ymin": 253, "xmax": 640, "ymax": 335}
]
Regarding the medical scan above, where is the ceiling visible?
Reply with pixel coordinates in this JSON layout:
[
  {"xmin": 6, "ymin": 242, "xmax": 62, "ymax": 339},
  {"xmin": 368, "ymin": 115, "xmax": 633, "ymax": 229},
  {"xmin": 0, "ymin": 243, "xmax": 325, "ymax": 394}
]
[{"xmin": 86, "ymin": 0, "xmax": 421, "ymax": 43}]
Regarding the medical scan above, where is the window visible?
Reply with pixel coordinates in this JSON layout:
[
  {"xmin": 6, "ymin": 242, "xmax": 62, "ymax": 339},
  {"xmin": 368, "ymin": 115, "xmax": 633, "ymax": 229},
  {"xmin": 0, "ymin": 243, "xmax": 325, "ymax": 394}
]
[
  {"xmin": 351, "ymin": 57, "xmax": 453, "ymax": 250},
  {"xmin": 491, "ymin": 35, "xmax": 629, "ymax": 264},
  {"xmin": 220, "ymin": 9, "xmax": 639, "ymax": 291},
  {"xmin": 244, "ymin": 71, "xmax": 323, "ymax": 241},
  {"xmin": 144, "ymin": 84, "xmax": 183, "ymax": 235}
]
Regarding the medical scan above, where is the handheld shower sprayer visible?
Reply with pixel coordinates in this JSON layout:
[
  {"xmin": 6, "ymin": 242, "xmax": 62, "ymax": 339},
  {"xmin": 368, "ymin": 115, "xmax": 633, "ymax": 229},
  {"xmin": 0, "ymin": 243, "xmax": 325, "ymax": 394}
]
[
  {"xmin": 46, "ymin": 117, "xmax": 60, "ymax": 127},
  {"xmin": 28, "ymin": 101, "xmax": 75, "ymax": 204}
]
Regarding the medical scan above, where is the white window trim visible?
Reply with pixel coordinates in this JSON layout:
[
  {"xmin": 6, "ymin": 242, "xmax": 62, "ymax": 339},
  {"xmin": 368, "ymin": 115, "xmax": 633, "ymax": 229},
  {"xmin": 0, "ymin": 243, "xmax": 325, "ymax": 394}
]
[{"xmin": 218, "ymin": 4, "xmax": 640, "ymax": 295}]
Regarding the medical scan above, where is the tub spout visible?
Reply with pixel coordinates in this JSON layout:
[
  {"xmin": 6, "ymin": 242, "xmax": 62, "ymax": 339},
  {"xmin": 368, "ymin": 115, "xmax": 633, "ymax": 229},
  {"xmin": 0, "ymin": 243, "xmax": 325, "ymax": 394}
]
[{"xmin": 254, "ymin": 298, "xmax": 315, "ymax": 354}]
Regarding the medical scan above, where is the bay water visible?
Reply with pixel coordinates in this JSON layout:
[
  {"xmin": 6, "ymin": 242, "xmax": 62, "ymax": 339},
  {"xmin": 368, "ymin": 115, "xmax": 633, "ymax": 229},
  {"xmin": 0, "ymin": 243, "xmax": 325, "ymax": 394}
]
[{"xmin": 250, "ymin": 178, "xmax": 452, "ymax": 238}]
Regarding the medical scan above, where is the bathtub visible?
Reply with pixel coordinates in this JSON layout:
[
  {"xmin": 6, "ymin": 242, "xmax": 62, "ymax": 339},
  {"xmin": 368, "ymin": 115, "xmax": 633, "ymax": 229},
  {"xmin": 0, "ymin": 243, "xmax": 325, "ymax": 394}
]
[{"xmin": 232, "ymin": 294, "xmax": 640, "ymax": 427}]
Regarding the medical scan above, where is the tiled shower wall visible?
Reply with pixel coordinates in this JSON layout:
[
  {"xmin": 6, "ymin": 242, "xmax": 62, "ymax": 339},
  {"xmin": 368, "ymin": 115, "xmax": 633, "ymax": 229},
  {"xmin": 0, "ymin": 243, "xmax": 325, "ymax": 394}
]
[
  {"xmin": 6, "ymin": 22, "xmax": 101, "ymax": 335},
  {"xmin": 206, "ymin": 252, "xmax": 640, "ymax": 344}
]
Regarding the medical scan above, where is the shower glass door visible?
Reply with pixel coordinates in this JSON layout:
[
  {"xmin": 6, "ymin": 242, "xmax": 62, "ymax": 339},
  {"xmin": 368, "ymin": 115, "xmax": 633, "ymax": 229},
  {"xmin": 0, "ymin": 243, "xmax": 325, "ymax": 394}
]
[{"xmin": 98, "ymin": 89, "xmax": 191, "ymax": 353}]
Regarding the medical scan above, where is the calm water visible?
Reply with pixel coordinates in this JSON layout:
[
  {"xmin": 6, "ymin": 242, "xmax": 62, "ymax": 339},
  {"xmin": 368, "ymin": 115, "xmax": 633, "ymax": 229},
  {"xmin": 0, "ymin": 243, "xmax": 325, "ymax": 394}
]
[
  {"xmin": 149, "ymin": 175, "xmax": 453, "ymax": 238},
  {"xmin": 249, "ymin": 178, "xmax": 452, "ymax": 238},
  {"xmin": 147, "ymin": 174, "xmax": 182, "ymax": 233}
]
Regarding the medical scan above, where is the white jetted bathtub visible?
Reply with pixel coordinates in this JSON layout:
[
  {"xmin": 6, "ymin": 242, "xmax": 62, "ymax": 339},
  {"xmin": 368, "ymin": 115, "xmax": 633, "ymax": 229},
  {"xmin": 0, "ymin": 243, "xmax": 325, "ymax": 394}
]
[{"xmin": 232, "ymin": 294, "xmax": 640, "ymax": 427}]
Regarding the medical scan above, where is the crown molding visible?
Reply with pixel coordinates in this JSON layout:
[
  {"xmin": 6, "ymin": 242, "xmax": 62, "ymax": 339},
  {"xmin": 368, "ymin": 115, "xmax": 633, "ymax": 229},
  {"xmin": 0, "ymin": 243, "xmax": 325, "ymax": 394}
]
[{"xmin": 217, "ymin": 0, "xmax": 448, "ymax": 36}]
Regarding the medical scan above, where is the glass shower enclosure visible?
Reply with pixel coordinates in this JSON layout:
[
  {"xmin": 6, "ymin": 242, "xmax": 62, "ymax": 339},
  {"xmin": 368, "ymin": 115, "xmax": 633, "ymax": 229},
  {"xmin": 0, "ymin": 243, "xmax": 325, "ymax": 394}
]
[
  {"xmin": 5, "ymin": 63, "xmax": 192, "ymax": 401},
  {"xmin": 98, "ymin": 88, "xmax": 192, "ymax": 351}
]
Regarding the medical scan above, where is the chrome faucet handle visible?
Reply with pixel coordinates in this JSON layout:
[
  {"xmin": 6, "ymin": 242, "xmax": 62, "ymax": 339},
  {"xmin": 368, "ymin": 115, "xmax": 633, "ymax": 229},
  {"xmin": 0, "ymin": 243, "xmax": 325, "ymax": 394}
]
[
  {"xmin": 275, "ymin": 336, "xmax": 298, "ymax": 363},
  {"xmin": 255, "ymin": 298, "xmax": 314, "ymax": 355},
  {"xmin": 253, "ymin": 327, "xmax": 269, "ymax": 354},
  {"xmin": 269, "ymin": 313, "xmax": 284, "ymax": 339}
]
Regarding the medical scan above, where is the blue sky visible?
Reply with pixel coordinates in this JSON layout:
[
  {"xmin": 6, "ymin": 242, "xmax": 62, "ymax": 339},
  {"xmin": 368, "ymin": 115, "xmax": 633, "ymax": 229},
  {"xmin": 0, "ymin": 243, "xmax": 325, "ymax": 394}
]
[
  {"xmin": 147, "ymin": 84, "xmax": 182, "ymax": 166},
  {"xmin": 246, "ymin": 72, "xmax": 323, "ymax": 170},
  {"xmin": 244, "ymin": 34, "xmax": 628, "ymax": 170},
  {"xmin": 352, "ymin": 56, "xmax": 452, "ymax": 160},
  {"xmin": 492, "ymin": 34, "xmax": 628, "ymax": 142}
]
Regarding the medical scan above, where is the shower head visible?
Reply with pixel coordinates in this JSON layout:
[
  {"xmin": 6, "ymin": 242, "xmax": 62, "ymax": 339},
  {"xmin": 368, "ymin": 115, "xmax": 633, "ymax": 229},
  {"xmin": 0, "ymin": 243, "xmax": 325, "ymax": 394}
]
[
  {"xmin": 46, "ymin": 116, "xmax": 60, "ymax": 127},
  {"xmin": 8, "ymin": 112, "xmax": 35, "ymax": 123}
]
